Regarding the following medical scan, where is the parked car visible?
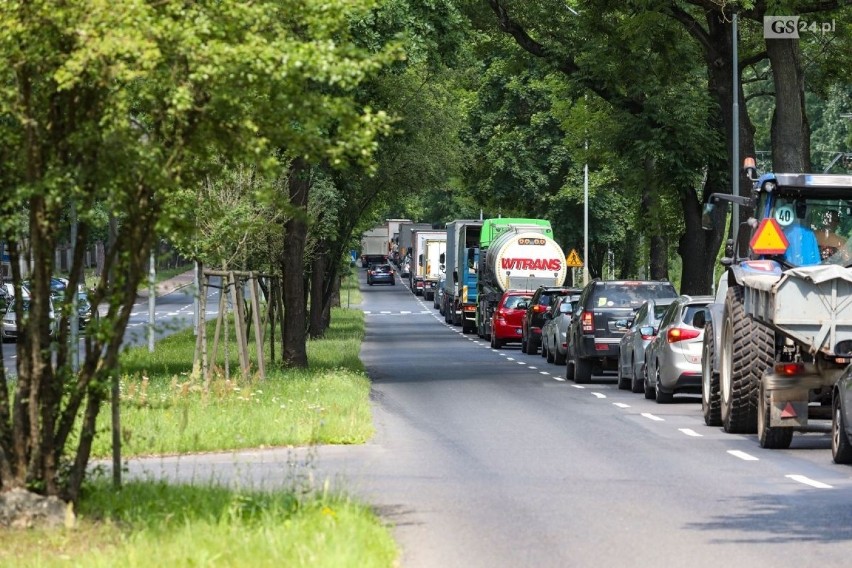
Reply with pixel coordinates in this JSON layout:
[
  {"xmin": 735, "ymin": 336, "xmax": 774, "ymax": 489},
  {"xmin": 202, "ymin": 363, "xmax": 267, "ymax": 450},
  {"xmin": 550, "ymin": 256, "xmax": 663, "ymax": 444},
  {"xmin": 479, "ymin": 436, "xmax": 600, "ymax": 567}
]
[
  {"xmin": 433, "ymin": 273, "xmax": 446, "ymax": 309},
  {"xmin": 566, "ymin": 280, "xmax": 678, "ymax": 383},
  {"xmin": 58, "ymin": 288, "xmax": 96, "ymax": 330},
  {"xmin": 643, "ymin": 295, "xmax": 713, "ymax": 403},
  {"xmin": 616, "ymin": 298, "xmax": 676, "ymax": 393},
  {"xmin": 522, "ymin": 286, "xmax": 581, "ymax": 355},
  {"xmin": 490, "ymin": 290, "xmax": 532, "ymax": 349},
  {"xmin": 1, "ymin": 283, "xmax": 57, "ymax": 342},
  {"xmin": 367, "ymin": 264, "xmax": 395, "ymax": 286},
  {"xmin": 541, "ymin": 294, "xmax": 580, "ymax": 365}
]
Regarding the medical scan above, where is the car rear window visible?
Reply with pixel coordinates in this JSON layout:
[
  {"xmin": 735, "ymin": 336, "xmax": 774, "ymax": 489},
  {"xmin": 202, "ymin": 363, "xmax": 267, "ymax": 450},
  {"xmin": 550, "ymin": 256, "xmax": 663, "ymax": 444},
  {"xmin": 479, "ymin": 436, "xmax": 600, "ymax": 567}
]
[
  {"xmin": 374, "ymin": 265, "xmax": 391, "ymax": 273},
  {"xmin": 503, "ymin": 295, "xmax": 530, "ymax": 309},
  {"xmin": 592, "ymin": 282, "xmax": 676, "ymax": 308},
  {"xmin": 683, "ymin": 305, "xmax": 709, "ymax": 326}
]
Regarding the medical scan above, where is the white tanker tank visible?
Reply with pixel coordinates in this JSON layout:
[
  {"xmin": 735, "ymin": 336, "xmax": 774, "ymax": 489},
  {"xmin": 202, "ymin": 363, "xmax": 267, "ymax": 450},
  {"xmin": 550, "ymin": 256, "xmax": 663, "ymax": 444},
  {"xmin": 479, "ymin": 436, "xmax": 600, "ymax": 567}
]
[{"xmin": 482, "ymin": 229, "xmax": 567, "ymax": 293}]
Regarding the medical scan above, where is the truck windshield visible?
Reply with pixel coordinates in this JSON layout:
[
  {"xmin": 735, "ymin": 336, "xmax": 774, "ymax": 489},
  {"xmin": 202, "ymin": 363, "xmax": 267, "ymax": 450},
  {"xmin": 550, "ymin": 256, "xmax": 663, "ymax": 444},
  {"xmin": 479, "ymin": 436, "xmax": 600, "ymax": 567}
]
[{"xmin": 768, "ymin": 196, "xmax": 852, "ymax": 266}]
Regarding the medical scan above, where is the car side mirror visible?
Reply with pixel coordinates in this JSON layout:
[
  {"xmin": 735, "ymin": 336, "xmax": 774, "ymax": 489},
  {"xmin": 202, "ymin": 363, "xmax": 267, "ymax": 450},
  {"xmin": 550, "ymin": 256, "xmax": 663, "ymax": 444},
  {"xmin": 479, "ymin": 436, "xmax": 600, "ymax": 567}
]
[
  {"xmin": 639, "ymin": 325, "xmax": 655, "ymax": 336},
  {"xmin": 559, "ymin": 303, "xmax": 571, "ymax": 314},
  {"xmin": 614, "ymin": 319, "xmax": 628, "ymax": 330},
  {"xmin": 692, "ymin": 309, "xmax": 707, "ymax": 329}
]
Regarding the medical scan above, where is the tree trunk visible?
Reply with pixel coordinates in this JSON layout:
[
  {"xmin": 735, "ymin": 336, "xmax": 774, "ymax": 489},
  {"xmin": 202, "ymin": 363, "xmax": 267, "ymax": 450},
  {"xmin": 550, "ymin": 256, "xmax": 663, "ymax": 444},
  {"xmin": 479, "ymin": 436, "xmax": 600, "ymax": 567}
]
[
  {"xmin": 281, "ymin": 157, "xmax": 310, "ymax": 368},
  {"xmin": 308, "ymin": 241, "xmax": 326, "ymax": 339},
  {"xmin": 766, "ymin": 38, "xmax": 811, "ymax": 172}
]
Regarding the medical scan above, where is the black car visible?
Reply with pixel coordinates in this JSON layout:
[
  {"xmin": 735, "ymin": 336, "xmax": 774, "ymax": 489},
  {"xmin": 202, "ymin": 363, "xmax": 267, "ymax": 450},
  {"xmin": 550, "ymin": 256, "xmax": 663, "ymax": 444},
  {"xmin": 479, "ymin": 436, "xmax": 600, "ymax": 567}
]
[
  {"xmin": 367, "ymin": 264, "xmax": 396, "ymax": 286},
  {"xmin": 565, "ymin": 280, "xmax": 678, "ymax": 383},
  {"xmin": 521, "ymin": 286, "xmax": 581, "ymax": 355}
]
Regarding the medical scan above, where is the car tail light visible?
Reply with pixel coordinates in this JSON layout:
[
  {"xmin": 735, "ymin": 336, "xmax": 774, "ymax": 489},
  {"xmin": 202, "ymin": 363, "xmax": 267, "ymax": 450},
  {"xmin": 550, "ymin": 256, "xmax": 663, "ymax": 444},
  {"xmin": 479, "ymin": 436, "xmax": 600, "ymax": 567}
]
[
  {"xmin": 640, "ymin": 331, "xmax": 655, "ymax": 340},
  {"xmin": 775, "ymin": 362, "xmax": 805, "ymax": 376},
  {"xmin": 463, "ymin": 305, "xmax": 476, "ymax": 312},
  {"xmin": 666, "ymin": 328, "xmax": 701, "ymax": 343},
  {"xmin": 533, "ymin": 304, "xmax": 545, "ymax": 313},
  {"xmin": 581, "ymin": 311, "xmax": 594, "ymax": 333}
]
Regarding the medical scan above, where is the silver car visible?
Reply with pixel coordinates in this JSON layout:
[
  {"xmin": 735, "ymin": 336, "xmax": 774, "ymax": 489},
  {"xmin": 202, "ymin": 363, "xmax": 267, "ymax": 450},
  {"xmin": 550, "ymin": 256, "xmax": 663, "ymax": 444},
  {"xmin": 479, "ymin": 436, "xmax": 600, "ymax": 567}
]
[
  {"xmin": 644, "ymin": 295, "xmax": 713, "ymax": 403},
  {"xmin": 541, "ymin": 295, "xmax": 579, "ymax": 365},
  {"xmin": 616, "ymin": 298, "xmax": 676, "ymax": 393}
]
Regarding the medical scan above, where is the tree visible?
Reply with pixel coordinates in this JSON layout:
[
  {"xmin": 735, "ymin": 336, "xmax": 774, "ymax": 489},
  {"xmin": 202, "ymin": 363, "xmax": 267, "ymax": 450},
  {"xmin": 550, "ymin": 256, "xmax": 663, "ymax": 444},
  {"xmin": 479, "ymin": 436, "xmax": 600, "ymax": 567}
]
[{"xmin": 0, "ymin": 0, "xmax": 395, "ymax": 500}]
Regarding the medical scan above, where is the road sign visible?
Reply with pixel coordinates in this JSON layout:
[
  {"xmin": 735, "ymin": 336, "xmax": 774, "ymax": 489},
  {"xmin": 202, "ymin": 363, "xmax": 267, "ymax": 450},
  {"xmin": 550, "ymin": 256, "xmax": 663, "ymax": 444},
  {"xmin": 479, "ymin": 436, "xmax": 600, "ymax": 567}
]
[
  {"xmin": 565, "ymin": 249, "xmax": 583, "ymax": 268},
  {"xmin": 750, "ymin": 218, "xmax": 789, "ymax": 255}
]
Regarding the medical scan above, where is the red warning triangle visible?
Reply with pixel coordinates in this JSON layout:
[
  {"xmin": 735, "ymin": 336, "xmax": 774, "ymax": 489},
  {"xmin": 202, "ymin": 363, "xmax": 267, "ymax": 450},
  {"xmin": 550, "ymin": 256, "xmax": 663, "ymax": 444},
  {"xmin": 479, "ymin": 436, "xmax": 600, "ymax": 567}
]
[
  {"xmin": 750, "ymin": 218, "xmax": 789, "ymax": 255},
  {"xmin": 780, "ymin": 402, "xmax": 797, "ymax": 419}
]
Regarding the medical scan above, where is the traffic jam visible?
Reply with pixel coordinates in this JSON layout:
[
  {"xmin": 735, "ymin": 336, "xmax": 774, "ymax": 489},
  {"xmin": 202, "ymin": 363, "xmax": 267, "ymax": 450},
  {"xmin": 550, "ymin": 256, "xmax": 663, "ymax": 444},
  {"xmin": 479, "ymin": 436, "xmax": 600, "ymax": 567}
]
[{"xmin": 362, "ymin": 163, "xmax": 852, "ymax": 469}]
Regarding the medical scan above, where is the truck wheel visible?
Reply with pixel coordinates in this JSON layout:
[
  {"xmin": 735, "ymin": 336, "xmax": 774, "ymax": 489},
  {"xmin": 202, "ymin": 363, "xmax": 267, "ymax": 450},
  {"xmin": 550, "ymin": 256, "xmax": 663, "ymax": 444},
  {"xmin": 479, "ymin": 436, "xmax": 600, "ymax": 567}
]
[
  {"xmin": 757, "ymin": 381, "xmax": 793, "ymax": 449},
  {"xmin": 574, "ymin": 355, "xmax": 592, "ymax": 384},
  {"xmin": 720, "ymin": 285, "xmax": 766, "ymax": 434},
  {"xmin": 832, "ymin": 395, "xmax": 852, "ymax": 464},
  {"xmin": 701, "ymin": 320, "xmax": 722, "ymax": 427}
]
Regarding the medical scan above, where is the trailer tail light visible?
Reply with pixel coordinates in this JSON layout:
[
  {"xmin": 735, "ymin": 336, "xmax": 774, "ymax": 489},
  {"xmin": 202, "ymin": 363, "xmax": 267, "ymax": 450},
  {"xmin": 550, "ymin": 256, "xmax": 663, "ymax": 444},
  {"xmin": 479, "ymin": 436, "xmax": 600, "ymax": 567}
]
[
  {"xmin": 775, "ymin": 362, "xmax": 805, "ymax": 376},
  {"xmin": 463, "ymin": 305, "xmax": 476, "ymax": 312},
  {"xmin": 666, "ymin": 328, "xmax": 701, "ymax": 343},
  {"xmin": 581, "ymin": 311, "xmax": 594, "ymax": 333}
]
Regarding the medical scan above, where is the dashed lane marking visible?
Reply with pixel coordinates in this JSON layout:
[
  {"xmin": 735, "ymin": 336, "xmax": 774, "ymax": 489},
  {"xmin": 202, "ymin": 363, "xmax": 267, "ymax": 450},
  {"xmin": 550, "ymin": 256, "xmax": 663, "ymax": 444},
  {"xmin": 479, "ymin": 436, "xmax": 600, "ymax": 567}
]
[
  {"xmin": 727, "ymin": 450, "xmax": 759, "ymax": 461},
  {"xmin": 641, "ymin": 413, "xmax": 664, "ymax": 422},
  {"xmin": 571, "ymin": 385, "xmax": 585, "ymax": 389},
  {"xmin": 539, "ymin": 371, "xmax": 550, "ymax": 375},
  {"xmin": 613, "ymin": 403, "xmax": 630, "ymax": 409},
  {"xmin": 528, "ymin": 366, "xmax": 537, "ymax": 370},
  {"xmin": 591, "ymin": 392, "xmax": 606, "ymax": 399},
  {"xmin": 517, "ymin": 361, "xmax": 526, "ymax": 365},
  {"xmin": 679, "ymin": 428, "xmax": 703, "ymax": 437},
  {"xmin": 506, "ymin": 358, "xmax": 515, "ymax": 361},
  {"xmin": 785, "ymin": 475, "xmax": 832, "ymax": 489}
]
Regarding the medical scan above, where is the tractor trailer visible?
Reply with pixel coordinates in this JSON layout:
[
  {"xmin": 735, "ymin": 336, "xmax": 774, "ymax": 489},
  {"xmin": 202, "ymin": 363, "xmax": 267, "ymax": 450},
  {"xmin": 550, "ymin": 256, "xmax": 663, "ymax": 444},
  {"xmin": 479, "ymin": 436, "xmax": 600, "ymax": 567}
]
[
  {"xmin": 442, "ymin": 220, "xmax": 483, "ymax": 332},
  {"xmin": 701, "ymin": 160, "xmax": 852, "ymax": 452}
]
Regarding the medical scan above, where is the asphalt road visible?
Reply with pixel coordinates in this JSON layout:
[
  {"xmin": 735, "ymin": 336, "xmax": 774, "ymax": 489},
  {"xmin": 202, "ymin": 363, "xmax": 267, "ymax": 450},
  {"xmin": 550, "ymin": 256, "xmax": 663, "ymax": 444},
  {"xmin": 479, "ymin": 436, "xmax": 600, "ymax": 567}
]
[
  {"xmin": 125, "ymin": 269, "xmax": 852, "ymax": 567},
  {"xmin": 2, "ymin": 276, "xmax": 221, "ymax": 377}
]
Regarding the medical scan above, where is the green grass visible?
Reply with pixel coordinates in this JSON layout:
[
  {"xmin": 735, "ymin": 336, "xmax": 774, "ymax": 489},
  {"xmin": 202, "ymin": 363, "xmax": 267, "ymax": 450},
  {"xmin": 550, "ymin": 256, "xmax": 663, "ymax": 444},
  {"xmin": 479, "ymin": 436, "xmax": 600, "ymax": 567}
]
[
  {"xmin": 0, "ymin": 277, "xmax": 396, "ymax": 568},
  {"xmin": 1, "ymin": 478, "xmax": 397, "ymax": 567},
  {"xmin": 93, "ymin": 299, "xmax": 371, "ymax": 457}
]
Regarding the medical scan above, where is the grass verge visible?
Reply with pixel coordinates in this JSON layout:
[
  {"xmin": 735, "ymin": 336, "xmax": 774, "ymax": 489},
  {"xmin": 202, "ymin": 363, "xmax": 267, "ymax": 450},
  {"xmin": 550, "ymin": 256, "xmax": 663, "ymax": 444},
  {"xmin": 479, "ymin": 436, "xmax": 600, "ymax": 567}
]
[{"xmin": 0, "ymin": 278, "xmax": 395, "ymax": 567}]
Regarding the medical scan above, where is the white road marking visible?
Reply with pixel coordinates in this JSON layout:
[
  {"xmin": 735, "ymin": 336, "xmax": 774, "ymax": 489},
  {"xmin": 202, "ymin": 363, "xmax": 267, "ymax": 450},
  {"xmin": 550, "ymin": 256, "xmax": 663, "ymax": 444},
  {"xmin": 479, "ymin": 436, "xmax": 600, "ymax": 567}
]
[
  {"xmin": 539, "ymin": 371, "xmax": 549, "ymax": 375},
  {"xmin": 591, "ymin": 392, "xmax": 606, "ymax": 399},
  {"xmin": 517, "ymin": 361, "xmax": 526, "ymax": 365},
  {"xmin": 679, "ymin": 428, "xmax": 703, "ymax": 437},
  {"xmin": 528, "ymin": 366, "xmax": 537, "ymax": 370},
  {"xmin": 380, "ymin": 311, "xmax": 391, "ymax": 314},
  {"xmin": 785, "ymin": 475, "xmax": 832, "ymax": 489},
  {"xmin": 506, "ymin": 358, "xmax": 515, "ymax": 361},
  {"xmin": 552, "ymin": 376, "xmax": 566, "ymax": 382},
  {"xmin": 727, "ymin": 450, "xmax": 759, "ymax": 461},
  {"xmin": 401, "ymin": 311, "xmax": 411, "ymax": 314},
  {"xmin": 571, "ymin": 385, "xmax": 585, "ymax": 389},
  {"xmin": 499, "ymin": 353, "xmax": 507, "ymax": 357},
  {"xmin": 641, "ymin": 413, "xmax": 664, "ymax": 422},
  {"xmin": 364, "ymin": 311, "xmax": 372, "ymax": 314},
  {"xmin": 613, "ymin": 402, "xmax": 630, "ymax": 408}
]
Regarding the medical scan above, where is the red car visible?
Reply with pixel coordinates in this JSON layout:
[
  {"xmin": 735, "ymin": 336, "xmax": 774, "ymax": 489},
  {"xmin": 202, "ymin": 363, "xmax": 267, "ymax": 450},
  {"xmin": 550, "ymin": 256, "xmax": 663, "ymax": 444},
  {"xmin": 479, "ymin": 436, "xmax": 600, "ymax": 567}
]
[{"xmin": 490, "ymin": 291, "xmax": 532, "ymax": 349}]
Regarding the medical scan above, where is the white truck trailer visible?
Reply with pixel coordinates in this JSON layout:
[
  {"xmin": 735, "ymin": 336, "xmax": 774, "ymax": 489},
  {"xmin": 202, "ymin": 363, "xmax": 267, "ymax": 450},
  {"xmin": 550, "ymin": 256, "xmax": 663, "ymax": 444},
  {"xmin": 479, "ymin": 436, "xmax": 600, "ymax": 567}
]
[{"xmin": 409, "ymin": 230, "xmax": 446, "ymax": 299}]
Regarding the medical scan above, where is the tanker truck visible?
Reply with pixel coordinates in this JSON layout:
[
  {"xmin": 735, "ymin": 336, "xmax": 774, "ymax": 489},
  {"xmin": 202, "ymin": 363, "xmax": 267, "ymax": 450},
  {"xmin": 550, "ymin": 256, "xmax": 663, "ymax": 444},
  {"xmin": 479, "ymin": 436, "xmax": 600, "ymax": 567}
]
[{"xmin": 475, "ymin": 218, "xmax": 567, "ymax": 340}]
